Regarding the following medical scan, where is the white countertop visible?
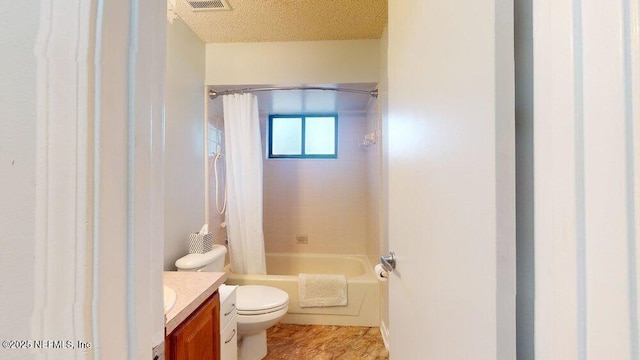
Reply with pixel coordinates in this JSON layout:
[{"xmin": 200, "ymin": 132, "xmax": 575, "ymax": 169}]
[{"xmin": 163, "ymin": 271, "xmax": 227, "ymax": 334}]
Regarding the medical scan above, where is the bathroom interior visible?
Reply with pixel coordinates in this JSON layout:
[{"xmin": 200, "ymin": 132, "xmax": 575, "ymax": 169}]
[
  {"xmin": 5, "ymin": 0, "xmax": 639, "ymax": 358},
  {"xmin": 163, "ymin": 0, "xmax": 390, "ymax": 359}
]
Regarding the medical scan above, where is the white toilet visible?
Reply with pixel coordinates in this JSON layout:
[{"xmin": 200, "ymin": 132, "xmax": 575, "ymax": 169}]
[{"xmin": 175, "ymin": 245, "xmax": 288, "ymax": 360}]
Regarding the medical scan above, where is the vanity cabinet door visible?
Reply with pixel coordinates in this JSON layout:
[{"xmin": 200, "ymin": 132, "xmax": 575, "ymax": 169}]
[
  {"xmin": 169, "ymin": 292, "xmax": 221, "ymax": 360},
  {"xmin": 218, "ymin": 285, "xmax": 237, "ymax": 360},
  {"xmin": 220, "ymin": 314, "xmax": 237, "ymax": 360}
]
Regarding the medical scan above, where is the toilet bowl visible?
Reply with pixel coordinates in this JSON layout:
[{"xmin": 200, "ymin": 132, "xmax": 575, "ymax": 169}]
[
  {"xmin": 235, "ymin": 285, "xmax": 288, "ymax": 360},
  {"xmin": 175, "ymin": 246, "xmax": 289, "ymax": 360}
]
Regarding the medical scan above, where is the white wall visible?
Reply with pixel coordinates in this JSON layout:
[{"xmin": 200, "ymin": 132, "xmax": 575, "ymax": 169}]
[
  {"xmin": 205, "ymin": 40, "xmax": 380, "ymax": 85},
  {"xmin": 533, "ymin": 0, "xmax": 640, "ymax": 358},
  {"xmin": 165, "ymin": 17, "xmax": 206, "ymax": 270},
  {"xmin": 0, "ymin": 1, "xmax": 38, "ymax": 357}
]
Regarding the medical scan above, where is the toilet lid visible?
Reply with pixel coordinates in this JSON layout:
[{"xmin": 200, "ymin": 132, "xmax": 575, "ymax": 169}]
[{"xmin": 236, "ymin": 285, "xmax": 289, "ymax": 314}]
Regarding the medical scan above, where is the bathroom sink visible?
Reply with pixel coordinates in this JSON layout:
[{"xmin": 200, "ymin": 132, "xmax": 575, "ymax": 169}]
[{"xmin": 164, "ymin": 286, "xmax": 177, "ymax": 313}]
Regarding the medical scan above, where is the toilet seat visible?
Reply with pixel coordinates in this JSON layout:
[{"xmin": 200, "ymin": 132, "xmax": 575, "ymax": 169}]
[
  {"xmin": 236, "ymin": 285, "xmax": 289, "ymax": 315},
  {"xmin": 237, "ymin": 302, "xmax": 288, "ymax": 316}
]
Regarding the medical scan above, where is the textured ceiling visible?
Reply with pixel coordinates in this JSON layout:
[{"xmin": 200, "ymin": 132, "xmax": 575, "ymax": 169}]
[{"xmin": 175, "ymin": 0, "xmax": 388, "ymax": 43}]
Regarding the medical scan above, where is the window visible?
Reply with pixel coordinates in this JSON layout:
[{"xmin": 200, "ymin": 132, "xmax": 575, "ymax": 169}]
[{"xmin": 268, "ymin": 114, "xmax": 338, "ymax": 159}]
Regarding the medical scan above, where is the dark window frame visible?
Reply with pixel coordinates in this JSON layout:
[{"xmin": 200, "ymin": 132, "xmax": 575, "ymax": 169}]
[{"xmin": 268, "ymin": 114, "xmax": 338, "ymax": 159}]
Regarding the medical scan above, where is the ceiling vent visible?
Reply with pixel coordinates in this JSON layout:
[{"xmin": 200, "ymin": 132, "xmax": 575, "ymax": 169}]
[{"xmin": 186, "ymin": 0, "xmax": 232, "ymax": 11}]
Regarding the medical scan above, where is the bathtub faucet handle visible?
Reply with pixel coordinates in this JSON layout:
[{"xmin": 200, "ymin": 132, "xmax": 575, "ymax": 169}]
[{"xmin": 380, "ymin": 251, "xmax": 396, "ymax": 272}]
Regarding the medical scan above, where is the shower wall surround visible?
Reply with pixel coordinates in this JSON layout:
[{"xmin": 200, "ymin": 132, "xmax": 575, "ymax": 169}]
[
  {"xmin": 261, "ymin": 113, "xmax": 369, "ymax": 254},
  {"xmin": 207, "ymin": 97, "xmax": 228, "ymax": 246},
  {"xmin": 365, "ymin": 100, "xmax": 382, "ymax": 264}
]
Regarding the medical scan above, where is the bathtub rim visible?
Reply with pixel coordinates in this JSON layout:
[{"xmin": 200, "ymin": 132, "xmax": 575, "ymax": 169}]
[{"xmin": 224, "ymin": 252, "xmax": 377, "ymax": 282}]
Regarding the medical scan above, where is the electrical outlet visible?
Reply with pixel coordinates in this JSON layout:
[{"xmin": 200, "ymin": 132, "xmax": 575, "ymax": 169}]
[{"xmin": 296, "ymin": 234, "xmax": 308, "ymax": 244}]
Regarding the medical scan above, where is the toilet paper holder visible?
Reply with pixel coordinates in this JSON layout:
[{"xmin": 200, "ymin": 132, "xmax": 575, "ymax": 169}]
[{"xmin": 380, "ymin": 251, "xmax": 396, "ymax": 272}]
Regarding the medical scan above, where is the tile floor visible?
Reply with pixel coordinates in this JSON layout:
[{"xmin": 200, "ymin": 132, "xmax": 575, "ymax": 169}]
[{"xmin": 264, "ymin": 323, "xmax": 389, "ymax": 360}]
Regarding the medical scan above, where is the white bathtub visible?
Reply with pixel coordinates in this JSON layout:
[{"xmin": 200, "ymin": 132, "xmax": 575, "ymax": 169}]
[{"xmin": 224, "ymin": 253, "xmax": 379, "ymax": 327}]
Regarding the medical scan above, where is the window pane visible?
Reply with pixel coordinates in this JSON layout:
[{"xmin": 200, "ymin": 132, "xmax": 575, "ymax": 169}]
[
  {"xmin": 304, "ymin": 117, "xmax": 335, "ymax": 155},
  {"xmin": 271, "ymin": 117, "xmax": 302, "ymax": 155}
]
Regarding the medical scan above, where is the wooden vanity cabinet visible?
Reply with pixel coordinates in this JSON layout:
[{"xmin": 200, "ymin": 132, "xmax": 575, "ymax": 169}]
[{"xmin": 166, "ymin": 292, "xmax": 221, "ymax": 360}]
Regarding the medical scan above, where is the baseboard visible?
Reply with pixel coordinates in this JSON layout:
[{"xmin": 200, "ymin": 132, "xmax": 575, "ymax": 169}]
[{"xmin": 380, "ymin": 321, "xmax": 389, "ymax": 352}]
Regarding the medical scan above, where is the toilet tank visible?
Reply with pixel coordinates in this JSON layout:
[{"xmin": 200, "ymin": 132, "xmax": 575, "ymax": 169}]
[{"xmin": 175, "ymin": 245, "xmax": 227, "ymax": 272}]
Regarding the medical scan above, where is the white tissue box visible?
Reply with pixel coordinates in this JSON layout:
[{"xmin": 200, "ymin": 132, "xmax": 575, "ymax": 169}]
[{"xmin": 188, "ymin": 233, "xmax": 213, "ymax": 254}]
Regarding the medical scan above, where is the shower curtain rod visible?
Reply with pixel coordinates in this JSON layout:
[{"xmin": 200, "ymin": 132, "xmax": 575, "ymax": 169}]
[{"xmin": 208, "ymin": 86, "xmax": 378, "ymax": 100}]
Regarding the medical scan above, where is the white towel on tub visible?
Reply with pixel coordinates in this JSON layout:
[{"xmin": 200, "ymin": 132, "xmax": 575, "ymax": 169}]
[{"xmin": 298, "ymin": 273, "xmax": 348, "ymax": 307}]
